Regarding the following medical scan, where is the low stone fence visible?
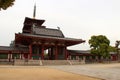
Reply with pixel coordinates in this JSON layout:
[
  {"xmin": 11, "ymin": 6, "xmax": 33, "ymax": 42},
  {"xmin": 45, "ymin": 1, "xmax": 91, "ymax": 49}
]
[
  {"xmin": 0, "ymin": 59, "xmax": 13, "ymax": 65},
  {"xmin": 42, "ymin": 60, "xmax": 70, "ymax": 65},
  {"xmin": 0, "ymin": 59, "xmax": 119, "ymax": 66},
  {"xmin": 0, "ymin": 59, "xmax": 11, "ymax": 62},
  {"xmin": 14, "ymin": 59, "xmax": 85, "ymax": 66},
  {"xmin": 14, "ymin": 59, "xmax": 42, "ymax": 66},
  {"xmin": 85, "ymin": 59, "xmax": 120, "ymax": 64},
  {"xmin": 68, "ymin": 60, "xmax": 85, "ymax": 65}
]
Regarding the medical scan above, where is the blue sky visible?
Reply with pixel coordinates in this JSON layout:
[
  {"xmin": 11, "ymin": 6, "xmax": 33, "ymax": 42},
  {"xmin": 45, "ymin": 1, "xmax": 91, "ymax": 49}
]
[{"xmin": 0, "ymin": 0, "xmax": 120, "ymax": 50}]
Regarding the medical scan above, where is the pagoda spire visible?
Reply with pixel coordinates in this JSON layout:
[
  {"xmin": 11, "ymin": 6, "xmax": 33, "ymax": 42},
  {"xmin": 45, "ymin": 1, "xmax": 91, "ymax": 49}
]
[{"xmin": 33, "ymin": 3, "xmax": 36, "ymax": 19}]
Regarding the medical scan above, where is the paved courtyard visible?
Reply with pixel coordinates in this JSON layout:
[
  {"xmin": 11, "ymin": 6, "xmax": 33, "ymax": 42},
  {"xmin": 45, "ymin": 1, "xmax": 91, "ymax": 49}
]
[{"xmin": 48, "ymin": 63, "xmax": 120, "ymax": 80}]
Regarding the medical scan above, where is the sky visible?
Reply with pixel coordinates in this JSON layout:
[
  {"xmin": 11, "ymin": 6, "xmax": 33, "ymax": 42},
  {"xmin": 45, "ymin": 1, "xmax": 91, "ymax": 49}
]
[{"xmin": 0, "ymin": 0, "xmax": 120, "ymax": 50}]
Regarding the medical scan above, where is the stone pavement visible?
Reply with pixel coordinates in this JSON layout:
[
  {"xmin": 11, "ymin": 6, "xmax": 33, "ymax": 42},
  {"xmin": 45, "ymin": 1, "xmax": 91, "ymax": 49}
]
[{"xmin": 47, "ymin": 63, "xmax": 120, "ymax": 80}]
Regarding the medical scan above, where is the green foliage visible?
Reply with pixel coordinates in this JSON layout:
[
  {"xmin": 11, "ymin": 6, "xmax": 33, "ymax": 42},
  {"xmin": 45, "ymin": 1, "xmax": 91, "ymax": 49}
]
[
  {"xmin": 89, "ymin": 35, "xmax": 110, "ymax": 58},
  {"xmin": 108, "ymin": 46, "xmax": 117, "ymax": 52},
  {"xmin": 0, "ymin": 0, "xmax": 15, "ymax": 10}
]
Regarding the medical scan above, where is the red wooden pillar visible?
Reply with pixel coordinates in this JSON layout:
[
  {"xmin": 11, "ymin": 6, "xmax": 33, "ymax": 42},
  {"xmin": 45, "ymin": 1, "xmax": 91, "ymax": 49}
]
[
  {"xmin": 55, "ymin": 46, "xmax": 58, "ymax": 60},
  {"xmin": 64, "ymin": 47, "xmax": 68, "ymax": 60},
  {"xmin": 29, "ymin": 44, "xmax": 32, "ymax": 59},
  {"xmin": 41, "ymin": 44, "xmax": 44, "ymax": 60}
]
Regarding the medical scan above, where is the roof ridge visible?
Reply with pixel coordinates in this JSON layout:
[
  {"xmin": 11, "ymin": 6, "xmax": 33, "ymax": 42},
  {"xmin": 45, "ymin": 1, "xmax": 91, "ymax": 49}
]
[{"xmin": 38, "ymin": 27, "xmax": 61, "ymax": 31}]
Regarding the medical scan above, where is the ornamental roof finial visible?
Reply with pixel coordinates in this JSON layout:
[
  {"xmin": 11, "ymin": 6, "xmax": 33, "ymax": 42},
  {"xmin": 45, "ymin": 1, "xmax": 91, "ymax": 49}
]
[{"xmin": 33, "ymin": 3, "xmax": 36, "ymax": 19}]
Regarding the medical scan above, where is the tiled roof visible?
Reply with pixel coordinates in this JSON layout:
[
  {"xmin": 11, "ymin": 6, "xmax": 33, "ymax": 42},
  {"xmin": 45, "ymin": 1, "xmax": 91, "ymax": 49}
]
[
  {"xmin": 23, "ymin": 17, "xmax": 65, "ymax": 38},
  {"xmin": 24, "ymin": 17, "xmax": 45, "ymax": 26},
  {"xmin": 15, "ymin": 33, "xmax": 85, "ymax": 46},
  {"xmin": 33, "ymin": 27, "xmax": 64, "ymax": 38},
  {"xmin": 19, "ymin": 33, "xmax": 84, "ymax": 42},
  {"xmin": 68, "ymin": 50, "xmax": 117, "ymax": 55},
  {"xmin": 0, "ymin": 46, "xmax": 29, "ymax": 52},
  {"xmin": 68, "ymin": 50, "xmax": 90, "ymax": 54}
]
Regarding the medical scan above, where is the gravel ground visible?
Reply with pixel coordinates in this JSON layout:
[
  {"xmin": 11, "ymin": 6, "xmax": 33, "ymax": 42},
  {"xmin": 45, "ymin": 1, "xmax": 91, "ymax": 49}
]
[
  {"xmin": 0, "ymin": 66, "xmax": 101, "ymax": 80},
  {"xmin": 47, "ymin": 63, "xmax": 120, "ymax": 80}
]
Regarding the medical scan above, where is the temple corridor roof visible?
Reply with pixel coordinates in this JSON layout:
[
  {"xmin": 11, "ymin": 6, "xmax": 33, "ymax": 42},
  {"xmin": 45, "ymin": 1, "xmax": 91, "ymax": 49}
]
[{"xmin": 0, "ymin": 46, "xmax": 29, "ymax": 53}]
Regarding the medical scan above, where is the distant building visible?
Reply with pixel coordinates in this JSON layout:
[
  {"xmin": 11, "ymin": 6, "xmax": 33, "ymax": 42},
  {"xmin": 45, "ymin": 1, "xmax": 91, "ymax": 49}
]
[{"xmin": 68, "ymin": 50, "xmax": 118, "ymax": 61}]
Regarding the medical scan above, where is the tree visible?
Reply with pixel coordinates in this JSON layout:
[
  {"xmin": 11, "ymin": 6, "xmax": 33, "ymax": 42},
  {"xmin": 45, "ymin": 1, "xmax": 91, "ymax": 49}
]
[
  {"xmin": 0, "ymin": 0, "xmax": 15, "ymax": 10},
  {"xmin": 115, "ymin": 40, "xmax": 120, "ymax": 60},
  {"xmin": 89, "ymin": 35, "xmax": 110, "ymax": 59},
  {"xmin": 108, "ymin": 46, "xmax": 117, "ymax": 52}
]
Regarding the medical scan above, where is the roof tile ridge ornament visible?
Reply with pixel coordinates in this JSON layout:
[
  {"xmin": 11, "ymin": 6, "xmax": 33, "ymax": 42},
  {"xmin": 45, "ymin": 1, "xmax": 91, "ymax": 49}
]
[
  {"xmin": 57, "ymin": 26, "xmax": 60, "ymax": 30},
  {"xmin": 33, "ymin": 3, "xmax": 36, "ymax": 19}
]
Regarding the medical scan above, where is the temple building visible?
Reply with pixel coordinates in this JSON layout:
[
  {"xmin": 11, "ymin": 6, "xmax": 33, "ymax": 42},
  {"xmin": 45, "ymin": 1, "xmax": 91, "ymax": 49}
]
[
  {"xmin": 0, "ymin": 17, "xmax": 85, "ymax": 60},
  {"xmin": 0, "ymin": 6, "xmax": 118, "ymax": 64},
  {"xmin": 0, "ymin": 5, "xmax": 85, "ymax": 61}
]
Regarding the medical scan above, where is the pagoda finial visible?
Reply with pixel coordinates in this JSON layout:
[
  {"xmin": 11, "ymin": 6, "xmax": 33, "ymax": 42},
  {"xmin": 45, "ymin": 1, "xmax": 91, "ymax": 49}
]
[{"xmin": 33, "ymin": 3, "xmax": 36, "ymax": 19}]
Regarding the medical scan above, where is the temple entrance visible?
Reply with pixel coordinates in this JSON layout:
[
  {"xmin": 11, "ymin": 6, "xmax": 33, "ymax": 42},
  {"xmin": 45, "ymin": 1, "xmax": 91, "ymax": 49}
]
[
  {"xmin": 57, "ymin": 47, "xmax": 65, "ymax": 60},
  {"xmin": 47, "ymin": 47, "xmax": 55, "ymax": 60},
  {"xmin": 32, "ymin": 45, "xmax": 42, "ymax": 60},
  {"xmin": 29, "ymin": 44, "xmax": 67, "ymax": 60},
  {"xmin": 46, "ymin": 46, "xmax": 66, "ymax": 60}
]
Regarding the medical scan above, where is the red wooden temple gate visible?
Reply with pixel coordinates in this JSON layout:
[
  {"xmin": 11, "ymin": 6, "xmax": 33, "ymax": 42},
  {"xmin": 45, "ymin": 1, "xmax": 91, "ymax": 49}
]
[{"xmin": 0, "ymin": 17, "xmax": 85, "ymax": 60}]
